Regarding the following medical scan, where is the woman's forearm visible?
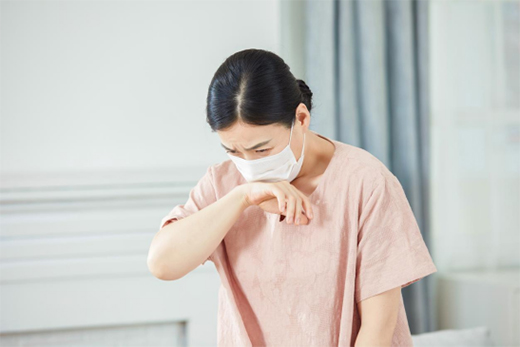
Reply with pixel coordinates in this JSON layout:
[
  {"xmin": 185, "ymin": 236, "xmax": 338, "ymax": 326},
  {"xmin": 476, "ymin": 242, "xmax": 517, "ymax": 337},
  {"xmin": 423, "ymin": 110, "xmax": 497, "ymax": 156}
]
[{"xmin": 147, "ymin": 185, "xmax": 249, "ymax": 280}]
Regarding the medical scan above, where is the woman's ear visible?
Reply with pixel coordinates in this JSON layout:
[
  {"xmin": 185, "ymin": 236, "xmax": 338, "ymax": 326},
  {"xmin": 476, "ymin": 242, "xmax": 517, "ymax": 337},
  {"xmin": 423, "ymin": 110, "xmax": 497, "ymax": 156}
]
[{"xmin": 295, "ymin": 103, "xmax": 310, "ymax": 130}]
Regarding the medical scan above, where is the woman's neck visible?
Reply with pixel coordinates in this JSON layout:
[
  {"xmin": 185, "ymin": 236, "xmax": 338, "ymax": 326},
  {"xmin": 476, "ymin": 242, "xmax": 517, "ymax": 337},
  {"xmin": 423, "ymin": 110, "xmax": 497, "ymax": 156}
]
[{"xmin": 292, "ymin": 131, "xmax": 335, "ymax": 186}]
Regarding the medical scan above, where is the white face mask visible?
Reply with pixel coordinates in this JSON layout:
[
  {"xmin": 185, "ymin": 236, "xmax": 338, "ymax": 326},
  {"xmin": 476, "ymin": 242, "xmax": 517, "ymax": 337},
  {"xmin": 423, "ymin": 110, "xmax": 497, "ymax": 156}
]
[{"xmin": 227, "ymin": 119, "xmax": 306, "ymax": 183}]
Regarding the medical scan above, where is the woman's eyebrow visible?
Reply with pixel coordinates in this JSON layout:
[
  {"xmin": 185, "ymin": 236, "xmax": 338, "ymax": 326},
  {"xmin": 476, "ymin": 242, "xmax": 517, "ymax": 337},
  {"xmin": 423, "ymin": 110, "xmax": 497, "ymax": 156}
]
[{"xmin": 221, "ymin": 139, "xmax": 272, "ymax": 151}]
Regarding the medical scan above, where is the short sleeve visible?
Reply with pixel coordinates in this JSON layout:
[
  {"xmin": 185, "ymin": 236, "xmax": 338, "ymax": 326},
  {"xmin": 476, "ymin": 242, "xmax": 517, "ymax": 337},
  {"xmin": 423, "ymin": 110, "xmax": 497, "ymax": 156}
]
[
  {"xmin": 355, "ymin": 173, "xmax": 438, "ymax": 303},
  {"xmin": 158, "ymin": 166, "xmax": 218, "ymax": 265}
]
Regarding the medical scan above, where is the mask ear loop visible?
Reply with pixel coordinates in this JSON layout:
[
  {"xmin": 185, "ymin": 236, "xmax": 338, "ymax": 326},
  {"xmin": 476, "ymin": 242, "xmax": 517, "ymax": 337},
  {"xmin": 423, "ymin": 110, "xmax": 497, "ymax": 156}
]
[
  {"xmin": 288, "ymin": 118, "xmax": 295, "ymax": 145},
  {"xmin": 280, "ymin": 118, "xmax": 297, "ymax": 213}
]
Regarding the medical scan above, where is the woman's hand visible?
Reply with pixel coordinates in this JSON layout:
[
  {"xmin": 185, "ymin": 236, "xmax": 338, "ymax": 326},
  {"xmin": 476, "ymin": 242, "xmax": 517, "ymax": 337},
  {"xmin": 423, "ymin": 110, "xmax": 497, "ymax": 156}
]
[{"xmin": 241, "ymin": 181, "xmax": 314, "ymax": 225}]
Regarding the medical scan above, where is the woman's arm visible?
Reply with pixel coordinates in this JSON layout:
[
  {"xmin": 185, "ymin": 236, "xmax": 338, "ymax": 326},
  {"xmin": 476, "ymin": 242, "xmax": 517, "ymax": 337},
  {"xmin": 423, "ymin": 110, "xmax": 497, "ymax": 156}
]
[
  {"xmin": 147, "ymin": 185, "xmax": 249, "ymax": 280},
  {"xmin": 354, "ymin": 286, "xmax": 401, "ymax": 347}
]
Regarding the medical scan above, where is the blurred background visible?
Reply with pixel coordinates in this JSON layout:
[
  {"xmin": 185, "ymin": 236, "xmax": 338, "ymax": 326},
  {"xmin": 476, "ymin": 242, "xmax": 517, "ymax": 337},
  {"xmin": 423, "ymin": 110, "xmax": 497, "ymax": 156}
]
[{"xmin": 0, "ymin": 0, "xmax": 518, "ymax": 346}]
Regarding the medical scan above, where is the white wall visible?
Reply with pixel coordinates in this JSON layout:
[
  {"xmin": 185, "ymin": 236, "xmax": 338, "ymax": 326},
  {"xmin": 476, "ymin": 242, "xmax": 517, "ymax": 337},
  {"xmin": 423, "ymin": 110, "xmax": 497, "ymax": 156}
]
[{"xmin": 0, "ymin": 0, "xmax": 281, "ymax": 180}]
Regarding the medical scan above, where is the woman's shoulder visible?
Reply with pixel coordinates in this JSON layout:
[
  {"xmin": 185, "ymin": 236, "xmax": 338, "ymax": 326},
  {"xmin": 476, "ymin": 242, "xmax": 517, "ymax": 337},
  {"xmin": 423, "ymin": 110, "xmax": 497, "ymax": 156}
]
[
  {"xmin": 329, "ymin": 142, "xmax": 399, "ymax": 207},
  {"xmin": 334, "ymin": 141, "xmax": 393, "ymax": 183}
]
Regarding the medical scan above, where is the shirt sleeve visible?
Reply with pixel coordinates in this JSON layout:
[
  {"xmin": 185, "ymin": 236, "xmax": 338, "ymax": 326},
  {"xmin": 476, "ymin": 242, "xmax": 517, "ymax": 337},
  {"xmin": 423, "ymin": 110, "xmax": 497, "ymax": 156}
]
[
  {"xmin": 355, "ymin": 172, "xmax": 438, "ymax": 303},
  {"xmin": 158, "ymin": 165, "xmax": 218, "ymax": 266}
]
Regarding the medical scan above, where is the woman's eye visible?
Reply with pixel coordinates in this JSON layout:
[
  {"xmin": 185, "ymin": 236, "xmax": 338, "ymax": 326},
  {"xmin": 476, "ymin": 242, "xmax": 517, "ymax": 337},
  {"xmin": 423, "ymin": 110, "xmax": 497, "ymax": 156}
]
[{"xmin": 226, "ymin": 149, "xmax": 270, "ymax": 154}]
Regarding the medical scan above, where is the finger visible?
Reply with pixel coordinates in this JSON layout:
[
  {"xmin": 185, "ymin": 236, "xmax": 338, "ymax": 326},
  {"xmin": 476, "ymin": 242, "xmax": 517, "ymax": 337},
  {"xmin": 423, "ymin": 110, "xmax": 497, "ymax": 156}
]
[
  {"xmin": 279, "ymin": 183, "xmax": 299, "ymax": 224},
  {"xmin": 269, "ymin": 185, "xmax": 288, "ymax": 214},
  {"xmin": 286, "ymin": 183, "xmax": 314, "ymax": 220},
  {"xmin": 286, "ymin": 194, "xmax": 297, "ymax": 224},
  {"xmin": 285, "ymin": 184, "xmax": 305, "ymax": 225},
  {"xmin": 295, "ymin": 196, "xmax": 303, "ymax": 225},
  {"xmin": 274, "ymin": 182, "xmax": 295, "ymax": 223},
  {"xmin": 273, "ymin": 182, "xmax": 292, "ymax": 214}
]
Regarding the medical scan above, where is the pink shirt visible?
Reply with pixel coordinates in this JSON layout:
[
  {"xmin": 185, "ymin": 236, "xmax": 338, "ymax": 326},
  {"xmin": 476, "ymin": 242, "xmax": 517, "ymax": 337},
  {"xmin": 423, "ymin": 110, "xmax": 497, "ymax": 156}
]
[{"xmin": 159, "ymin": 133, "xmax": 438, "ymax": 346}]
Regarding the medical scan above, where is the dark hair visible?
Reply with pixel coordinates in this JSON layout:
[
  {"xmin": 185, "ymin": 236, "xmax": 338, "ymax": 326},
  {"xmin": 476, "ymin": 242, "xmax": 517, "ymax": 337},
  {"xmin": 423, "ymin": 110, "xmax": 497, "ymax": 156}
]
[{"xmin": 206, "ymin": 48, "xmax": 313, "ymax": 132}]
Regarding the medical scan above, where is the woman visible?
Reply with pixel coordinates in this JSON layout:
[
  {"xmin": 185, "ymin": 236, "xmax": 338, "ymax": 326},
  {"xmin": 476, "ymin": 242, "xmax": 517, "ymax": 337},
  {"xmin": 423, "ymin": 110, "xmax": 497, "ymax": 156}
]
[{"xmin": 148, "ymin": 48, "xmax": 437, "ymax": 346}]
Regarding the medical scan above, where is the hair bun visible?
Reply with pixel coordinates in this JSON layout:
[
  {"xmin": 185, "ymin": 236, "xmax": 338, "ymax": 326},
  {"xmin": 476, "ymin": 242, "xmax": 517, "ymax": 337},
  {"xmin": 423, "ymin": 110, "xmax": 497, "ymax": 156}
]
[
  {"xmin": 296, "ymin": 79, "xmax": 312, "ymax": 96},
  {"xmin": 296, "ymin": 79, "xmax": 313, "ymax": 111}
]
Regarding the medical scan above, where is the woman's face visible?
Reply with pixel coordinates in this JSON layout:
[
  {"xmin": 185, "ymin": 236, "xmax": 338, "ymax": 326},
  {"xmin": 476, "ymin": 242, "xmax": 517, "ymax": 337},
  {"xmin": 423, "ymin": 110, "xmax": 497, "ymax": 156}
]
[{"xmin": 217, "ymin": 121, "xmax": 296, "ymax": 161}]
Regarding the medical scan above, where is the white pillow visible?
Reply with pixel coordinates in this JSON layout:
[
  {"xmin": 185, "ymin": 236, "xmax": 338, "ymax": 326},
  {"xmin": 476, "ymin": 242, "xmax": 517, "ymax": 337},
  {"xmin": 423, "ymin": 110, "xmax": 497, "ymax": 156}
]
[{"xmin": 412, "ymin": 326, "xmax": 494, "ymax": 347}]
